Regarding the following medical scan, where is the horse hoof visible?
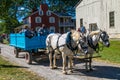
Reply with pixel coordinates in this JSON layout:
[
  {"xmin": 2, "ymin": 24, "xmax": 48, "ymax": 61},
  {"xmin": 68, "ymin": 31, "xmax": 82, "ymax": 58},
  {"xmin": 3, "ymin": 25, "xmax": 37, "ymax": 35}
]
[
  {"xmin": 63, "ymin": 71, "xmax": 67, "ymax": 74},
  {"xmin": 68, "ymin": 70, "xmax": 73, "ymax": 73},
  {"xmin": 90, "ymin": 68, "xmax": 93, "ymax": 71},
  {"xmin": 86, "ymin": 70, "xmax": 90, "ymax": 72},
  {"xmin": 86, "ymin": 69, "xmax": 93, "ymax": 72},
  {"xmin": 50, "ymin": 66, "xmax": 53, "ymax": 69},
  {"xmin": 53, "ymin": 66, "xmax": 58, "ymax": 69}
]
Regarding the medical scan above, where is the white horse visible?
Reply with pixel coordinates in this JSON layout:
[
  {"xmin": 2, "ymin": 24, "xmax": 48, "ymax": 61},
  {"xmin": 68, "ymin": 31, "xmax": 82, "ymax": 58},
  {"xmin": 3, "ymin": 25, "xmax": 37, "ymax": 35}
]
[
  {"xmin": 82, "ymin": 29, "xmax": 110, "ymax": 71},
  {"xmin": 46, "ymin": 30, "xmax": 88, "ymax": 74}
]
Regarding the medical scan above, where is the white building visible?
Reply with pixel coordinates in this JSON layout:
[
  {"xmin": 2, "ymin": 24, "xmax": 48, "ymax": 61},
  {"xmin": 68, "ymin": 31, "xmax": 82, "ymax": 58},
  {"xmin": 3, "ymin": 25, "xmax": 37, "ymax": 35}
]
[{"xmin": 76, "ymin": 0, "xmax": 120, "ymax": 38}]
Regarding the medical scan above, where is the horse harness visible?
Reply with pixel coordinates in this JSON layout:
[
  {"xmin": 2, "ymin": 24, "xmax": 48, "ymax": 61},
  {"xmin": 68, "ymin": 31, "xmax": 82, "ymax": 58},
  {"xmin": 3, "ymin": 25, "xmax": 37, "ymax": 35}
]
[
  {"xmin": 48, "ymin": 32, "xmax": 80, "ymax": 54},
  {"xmin": 87, "ymin": 31, "xmax": 108, "ymax": 53},
  {"xmin": 87, "ymin": 35, "xmax": 99, "ymax": 52}
]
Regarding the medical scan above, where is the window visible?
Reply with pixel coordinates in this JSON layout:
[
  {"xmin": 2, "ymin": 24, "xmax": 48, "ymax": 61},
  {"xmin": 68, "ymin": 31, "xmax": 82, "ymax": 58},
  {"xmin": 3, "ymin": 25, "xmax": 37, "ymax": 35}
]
[
  {"xmin": 109, "ymin": 11, "xmax": 115, "ymax": 28},
  {"xmin": 49, "ymin": 17, "xmax": 55, "ymax": 23},
  {"xmin": 50, "ymin": 26, "xmax": 55, "ymax": 33},
  {"xmin": 80, "ymin": 18, "xmax": 83, "ymax": 27},
  {"xmin": 46, "ymin": 10, "xmax": 51, "ymax": 16},
  {"xmin": 35, "ymin": 17, "xmax": 41, "ymax": 23},
  {"xmin": 89, "ymin": 23, "xmax": 98, "ymax": 31},
  {"xmin": 39, "ymin": 10, "xmax": 43, "ymax": 16}
]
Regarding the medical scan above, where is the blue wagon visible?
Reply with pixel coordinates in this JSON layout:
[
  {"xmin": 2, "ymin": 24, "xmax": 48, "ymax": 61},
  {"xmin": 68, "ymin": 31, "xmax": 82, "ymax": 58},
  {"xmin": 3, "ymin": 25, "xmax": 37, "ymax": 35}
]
[{"xmin": 9, "ymin": 33, "xmax": 47, "ymax": 64}]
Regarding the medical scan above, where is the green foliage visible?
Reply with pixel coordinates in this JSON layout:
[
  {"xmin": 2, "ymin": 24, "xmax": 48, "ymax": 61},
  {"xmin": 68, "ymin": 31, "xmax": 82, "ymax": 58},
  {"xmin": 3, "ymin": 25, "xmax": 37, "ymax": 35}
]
[
  {"xmin": 0, "ymin": 56, "xmax": 45, "ymax": 80},
  {"xmin": 48, "ymin": 0, "xmax": 79, "ymax": 15},
  {"xmin": 0, "ymin": 0, "xmax": 23, "ymax": 33}
]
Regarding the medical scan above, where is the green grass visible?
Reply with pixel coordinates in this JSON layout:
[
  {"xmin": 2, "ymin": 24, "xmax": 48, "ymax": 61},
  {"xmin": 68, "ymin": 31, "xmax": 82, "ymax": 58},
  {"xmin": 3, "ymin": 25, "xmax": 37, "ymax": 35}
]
[
  {"xmin": 98, "ymin": 40, "xmax": 120, "ymax": 64},
  {"xmin": 0, "ymin": 56, "xmax": 45, "ymax": 80}
]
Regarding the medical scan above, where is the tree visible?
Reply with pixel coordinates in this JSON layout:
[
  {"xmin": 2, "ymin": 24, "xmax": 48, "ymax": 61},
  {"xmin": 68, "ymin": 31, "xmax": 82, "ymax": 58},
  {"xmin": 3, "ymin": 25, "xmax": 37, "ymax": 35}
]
[
  {"xmin": 48, "ymin": 0, "xmax": 79, "ymax": 16},
  {"xmin": 0, "ymin": 0, "xmax": 24, "ymax": 33},
  {"xmin": 0, "ymin": 0, "xmax": 80, "ymax": 33}
]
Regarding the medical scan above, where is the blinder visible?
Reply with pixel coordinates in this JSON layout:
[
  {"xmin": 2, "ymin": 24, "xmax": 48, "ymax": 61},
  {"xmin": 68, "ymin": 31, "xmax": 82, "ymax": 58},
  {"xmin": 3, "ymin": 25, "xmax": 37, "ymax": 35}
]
[
  {"xmin": 79, "ymin": 37, "xmax": 88, "ymax": 54},
  {"xmin": 100, "ymin": 31, "xmax": 110, "ymax": 47}
]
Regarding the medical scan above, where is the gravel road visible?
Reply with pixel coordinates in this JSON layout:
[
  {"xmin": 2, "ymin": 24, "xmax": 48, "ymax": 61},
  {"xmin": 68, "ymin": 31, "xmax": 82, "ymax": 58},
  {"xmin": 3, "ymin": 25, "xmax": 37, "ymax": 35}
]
[{"xmin": 0, "ymin": 44, "xmax": 120, "ymax": 80}]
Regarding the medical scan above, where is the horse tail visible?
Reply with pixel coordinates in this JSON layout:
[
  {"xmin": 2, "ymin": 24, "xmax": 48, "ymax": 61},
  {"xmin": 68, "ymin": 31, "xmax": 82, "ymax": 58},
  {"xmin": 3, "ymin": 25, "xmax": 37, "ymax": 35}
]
[{"xmin": 46, "ymin": 35, "xmax": 54, "ymax": 54}]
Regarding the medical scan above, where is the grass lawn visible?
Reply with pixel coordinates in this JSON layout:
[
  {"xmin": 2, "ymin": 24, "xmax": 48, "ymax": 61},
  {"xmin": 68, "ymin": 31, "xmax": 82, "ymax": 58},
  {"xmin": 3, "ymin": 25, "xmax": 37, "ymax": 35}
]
[
  {"xmin": 0, "ymin": 56, "xmax": 45, "ymax": 80},
  {"xmin": 97, "ymin": 40, "xmax": 120, "ymax": 64}
]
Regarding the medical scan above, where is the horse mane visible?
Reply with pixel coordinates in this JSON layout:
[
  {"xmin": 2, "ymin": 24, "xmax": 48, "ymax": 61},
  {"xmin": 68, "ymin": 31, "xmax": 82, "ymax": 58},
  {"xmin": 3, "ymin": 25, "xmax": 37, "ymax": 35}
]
[
  {"xmin": 89, "ymin": 30, "xmax": 100, "ymax": 36},
  {"xmin": 70, "ymin": 29, "xmax": 81, "ymax": 41},
  {"xmin": 66, "ymin": 31, "xmax": 72, "ymax": 43}
]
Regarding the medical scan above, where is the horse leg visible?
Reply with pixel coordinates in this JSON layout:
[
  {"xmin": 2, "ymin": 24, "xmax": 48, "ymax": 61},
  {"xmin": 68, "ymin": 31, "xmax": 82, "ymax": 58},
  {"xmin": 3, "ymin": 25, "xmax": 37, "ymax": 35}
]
[
  {"xmin": 49, "ymin": 52, "xmax": 53, "ymax": 69},
  {"xmin": 53, "ymin": 53, "xmax": 57, "ymax": 69},
  {"xmin": 85, "ymin": 54, "xmax": 89, "ymax": 71},
  {"xmin": 62, "ymin": 53, "xmax": 67, "ymax": 74},
  {"xmin": 68, "ymin": 56, "xmax": 73, "ymax": 73},
  {"xmin": 89, "ymin": 53, "xmax": 93, "ymax": 71}
]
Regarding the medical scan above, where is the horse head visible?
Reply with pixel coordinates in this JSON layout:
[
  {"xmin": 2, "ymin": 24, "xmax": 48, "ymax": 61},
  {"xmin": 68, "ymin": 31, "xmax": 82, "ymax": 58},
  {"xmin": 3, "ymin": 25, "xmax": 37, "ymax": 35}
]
[
  {"xmin": 70, "ymin": 30, "xmax": 88, "ymax": 54},
  {"xmin": 100, "ymin": 30, "xmax": 110, "ymax": 47},
  {"xmin": 86, "ymin": 29, "xmax": 110, "ymax": 52}
]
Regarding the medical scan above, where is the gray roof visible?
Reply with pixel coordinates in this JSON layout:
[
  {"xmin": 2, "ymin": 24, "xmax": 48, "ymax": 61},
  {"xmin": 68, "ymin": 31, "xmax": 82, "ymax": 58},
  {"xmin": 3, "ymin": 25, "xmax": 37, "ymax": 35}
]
[
  {"xmin": 54, "ymin": 12, "xmax": 71, "ymax": 17},
  {"xmin": 74, "ymin": 0, "xmax": 82, "ymax": 8}
]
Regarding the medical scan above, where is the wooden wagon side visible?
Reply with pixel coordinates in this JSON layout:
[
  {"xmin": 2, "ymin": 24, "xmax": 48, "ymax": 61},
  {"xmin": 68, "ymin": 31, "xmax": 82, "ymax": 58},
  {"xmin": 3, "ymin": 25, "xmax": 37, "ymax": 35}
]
[{"xmin": 9, "ymin": 33, "xmax": 47, "ymax": 64}]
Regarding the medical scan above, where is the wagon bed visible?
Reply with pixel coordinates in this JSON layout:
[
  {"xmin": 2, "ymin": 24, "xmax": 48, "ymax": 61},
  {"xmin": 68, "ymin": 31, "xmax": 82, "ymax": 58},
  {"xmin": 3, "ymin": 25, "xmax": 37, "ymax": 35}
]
[
  {"xmin": 9, "ymin": 33, "xmax": 47, "ymax": 64},
  {"xmin": 10, "ymin": 33, "xmax": 47, "ymax": 50}
]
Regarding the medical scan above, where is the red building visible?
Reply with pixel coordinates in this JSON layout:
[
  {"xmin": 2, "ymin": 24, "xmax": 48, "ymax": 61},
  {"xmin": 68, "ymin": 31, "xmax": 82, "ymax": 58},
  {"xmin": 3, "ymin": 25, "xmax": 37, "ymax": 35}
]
[{"xmin": 23, "ymin": 4, "xmax": 75, "ymax": 33}]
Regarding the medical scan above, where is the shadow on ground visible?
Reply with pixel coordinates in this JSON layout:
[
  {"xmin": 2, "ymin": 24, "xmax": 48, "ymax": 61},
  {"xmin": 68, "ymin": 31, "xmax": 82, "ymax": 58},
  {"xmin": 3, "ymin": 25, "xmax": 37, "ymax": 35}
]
[
  {"xmin": 72, "ymin": 64, "xmax": 120, "ymax": 80},
  {"xmin": 16, "ymin": 54, "xmax": 120, "ymax": 80},
  {"xmin": 0, "ymin": 64, "xmax": 28, "ymax": 68},
  {"xmin": 33, "ymin": 57, "xmax": 120, "ymax": 80}
]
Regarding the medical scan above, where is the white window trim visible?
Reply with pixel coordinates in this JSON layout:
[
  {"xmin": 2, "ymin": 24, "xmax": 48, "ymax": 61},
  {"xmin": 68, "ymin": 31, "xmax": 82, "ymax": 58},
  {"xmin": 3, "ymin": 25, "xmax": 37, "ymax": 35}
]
[
  {"xmin": 39, "ymin": 9, "xmax": 43, "ymax": 16},
  {"xmin": 46, "ymin": 10, "xmax": 51, "ymax": 16},
  {"xmin": 29, "ymin": 17, "xmax": 31, "ymax": 23},
  {"xmin": 49, "ymin": 17, "xmax": 55, "ymax": 23},
  {"xmin": 35, "ymin": 17, "xmax": 41, "ymax": 23}
]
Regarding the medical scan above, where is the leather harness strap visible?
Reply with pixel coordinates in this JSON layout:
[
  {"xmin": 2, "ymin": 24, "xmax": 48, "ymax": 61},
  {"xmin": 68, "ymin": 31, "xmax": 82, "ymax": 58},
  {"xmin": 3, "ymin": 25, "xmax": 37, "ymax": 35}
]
[
  {"xmin": 48, "ymin": 32, "xmax": 79, "ymax": 54},
  {"xmin": 66, "ymin": 32, "xmax": 78, "ymax": 51},
  {"xmin": 87, "ymin": 35, "xmax": 99, "ymax": 53}
]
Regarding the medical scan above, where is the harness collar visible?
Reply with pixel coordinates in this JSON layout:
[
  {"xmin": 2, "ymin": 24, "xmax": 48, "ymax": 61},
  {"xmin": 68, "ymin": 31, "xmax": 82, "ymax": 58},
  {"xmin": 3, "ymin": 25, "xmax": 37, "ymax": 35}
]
[
  {"xmin": 66, "ymin": 32, "xmax": 78, "ymax": 51},
  {"xmin": 87, "ymin": 35, "xmax": 99, "ymax": 52}
]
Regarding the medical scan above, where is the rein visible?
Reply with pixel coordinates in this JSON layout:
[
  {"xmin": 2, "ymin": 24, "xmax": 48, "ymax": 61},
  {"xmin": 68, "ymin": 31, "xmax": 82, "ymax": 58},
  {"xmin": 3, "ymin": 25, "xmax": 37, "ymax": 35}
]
[
  {"xmin": 98, "ymin": 42, "xmax": 104, "ymax": 51},
  {"xmin": 87, "ymin": 31, "xmax": 107, "ymax": 53}
]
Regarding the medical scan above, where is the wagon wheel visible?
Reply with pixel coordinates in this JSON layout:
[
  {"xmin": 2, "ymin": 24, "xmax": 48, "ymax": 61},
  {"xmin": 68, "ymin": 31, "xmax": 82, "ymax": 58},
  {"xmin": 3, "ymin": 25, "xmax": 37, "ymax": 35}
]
[
  {"xmin": 25, "ymin": 52, "xmax": 32, "ymax": 64},
  {"xmin": 14, "ymin": 48, "xmax": 19, "ymax": 58}
]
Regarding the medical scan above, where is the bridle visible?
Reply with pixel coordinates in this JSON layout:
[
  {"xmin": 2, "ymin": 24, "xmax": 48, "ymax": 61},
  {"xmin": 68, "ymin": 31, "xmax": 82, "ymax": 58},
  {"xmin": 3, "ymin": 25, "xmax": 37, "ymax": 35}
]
[
  {"xmin": 100, "ymin": 31, "xmax": 109, "ymax": 44},
  {"xmin": 87, "ymin": 30, "xmax": 110, "ymax": 53}
]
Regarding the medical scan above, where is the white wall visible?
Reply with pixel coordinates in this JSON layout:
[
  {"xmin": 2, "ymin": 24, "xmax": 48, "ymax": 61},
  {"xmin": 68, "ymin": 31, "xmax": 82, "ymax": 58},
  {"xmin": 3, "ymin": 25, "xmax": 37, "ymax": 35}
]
[
  {"xmin": 102, "ymin": 0, "xmax": 120, "ymax": 38},
  {"xmin": 76, "ymin": 0, "xmax": 120, "ymax": 38},
  {"xmin": 76, "ymin": 0, "xmax": 101, "ymax": 30}
]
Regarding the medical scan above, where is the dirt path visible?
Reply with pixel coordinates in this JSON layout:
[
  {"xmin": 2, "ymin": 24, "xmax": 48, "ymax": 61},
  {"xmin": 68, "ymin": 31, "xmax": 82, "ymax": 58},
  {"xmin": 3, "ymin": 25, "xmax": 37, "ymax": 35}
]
[{"xmin": 0, "ymin": 44, "xmax": 120, "ymax": 80}]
